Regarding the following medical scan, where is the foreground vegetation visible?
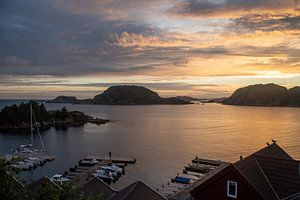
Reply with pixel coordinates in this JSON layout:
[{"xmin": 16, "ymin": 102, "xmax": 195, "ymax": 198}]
[{"xmin": 0, "ymin": 159, "xmax": 104, "ymax": 200}]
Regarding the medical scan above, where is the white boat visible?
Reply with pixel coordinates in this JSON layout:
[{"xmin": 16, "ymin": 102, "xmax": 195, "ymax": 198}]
[
  {"xmin": 23, "ymin": 159, "xmax": 36, "ymax": 168},
  {"xmin": 12, "ymin": 161, "xmax": 32, "ymax": 170},
  {"xmin": 101, "ymin": 165, "xmax": 122, "ymax": 177},
  {"xmin": 79, "ymin": 158, "xmax": 98, "ymax": 166},
  {"xmin": 50, "ymin": 174, "xmax": 69, "ymax": 183},
  {"xmin": 93, "ymin": 170, "xmax": 115, "ymax": 183},
  {"xmin": 28, "ymin": 157, "xmax": 44, "ymax": 165},
  {"xmin": 110, "ymin": 164, "xmax": 123, "ymax": 174},
  {"xmin": 10, "ymin": 104, "xmax": 55, "ymax": 171}
]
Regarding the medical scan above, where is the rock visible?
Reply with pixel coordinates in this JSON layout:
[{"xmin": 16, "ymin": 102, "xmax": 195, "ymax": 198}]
[
  {"xmin": 51, "ymin": 96, "xmax": 78, "ymax": 103},
  {"xmin": 223, "ymin": 83, "xmax": 300, "ymax": 107}
]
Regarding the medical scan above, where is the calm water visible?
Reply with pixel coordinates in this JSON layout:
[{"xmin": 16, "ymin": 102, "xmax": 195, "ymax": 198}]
[{"xmin": 0, "ymin": 100, "xmax": 300, "ymax": 190}]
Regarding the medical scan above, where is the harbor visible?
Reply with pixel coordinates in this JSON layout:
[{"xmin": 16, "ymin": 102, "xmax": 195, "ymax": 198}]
[
  {"xmin": 157, "ymin": 156, "xmax": 228, "ymax": 198},
  {"xmin": 49, "ymin": 155, "xmax": 136, "ymax": 186}
]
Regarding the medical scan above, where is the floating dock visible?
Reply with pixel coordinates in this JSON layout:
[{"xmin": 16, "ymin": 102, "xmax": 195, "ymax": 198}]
[
  {"xmin": 192, "ymin": 157, "xmax": 224, "ymax": 166},
  {"xmin": 84, "ymin": 156, "xmax": 136, "ymax": 164}
]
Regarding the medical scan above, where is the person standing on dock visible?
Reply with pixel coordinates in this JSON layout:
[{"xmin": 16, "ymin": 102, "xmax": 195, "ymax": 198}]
[{"xmin": 109, "ymin": 151, "xmax": 112, "ymax": 160}]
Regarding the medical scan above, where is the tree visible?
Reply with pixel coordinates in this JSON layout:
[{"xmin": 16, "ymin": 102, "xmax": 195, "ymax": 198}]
[{"xmin": 0, "ymin": 160, "xmax": 30, "ymax": 200}]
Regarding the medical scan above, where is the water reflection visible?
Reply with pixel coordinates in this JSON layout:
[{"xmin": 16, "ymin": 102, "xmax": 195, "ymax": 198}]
[{"xmin": 0, "ymin": 103, "xmax": 299, "ymax": 189}]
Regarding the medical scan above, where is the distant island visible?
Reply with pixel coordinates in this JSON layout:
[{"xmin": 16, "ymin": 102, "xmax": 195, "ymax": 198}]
[
  {"xmin": 51, "ymin": 85, "xmax": 191, "ymax": 105},
  {"xmin": 175, "ymin": 96, "xmax": 200, "ymax": 102},
  {"xmin": 223, "ymin": 83, "xmax": 300, "ymax": 107},
  {"xmin": 0, "ymin": 101, "xmax": 109, "ymax": 132}
]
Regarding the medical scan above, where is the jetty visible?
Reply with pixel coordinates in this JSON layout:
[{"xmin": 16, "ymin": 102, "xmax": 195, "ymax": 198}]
[
  {"xmin": 51, "ymin": 155, "xmax": 136, "ymax": 187},
  {"xmin": 84, "ymin": 156, "xmax": 136, "ymax": 164},
  {"xmin": 158, "ymin": 157, "xmax": 227, "ymax": 198}
]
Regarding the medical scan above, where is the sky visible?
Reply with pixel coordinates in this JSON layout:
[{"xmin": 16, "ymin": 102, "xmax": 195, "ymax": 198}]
[{"xmin": 1, "ymin": 0, "xmax": 300, "ymax": 99}]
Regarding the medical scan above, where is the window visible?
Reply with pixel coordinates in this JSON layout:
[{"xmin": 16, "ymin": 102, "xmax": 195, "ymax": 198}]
[{"xmin": 227, "ymin": 181, "xmax": 237, "ymax": 198}]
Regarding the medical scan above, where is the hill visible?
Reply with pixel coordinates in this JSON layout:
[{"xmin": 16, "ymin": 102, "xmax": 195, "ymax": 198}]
[
  {"xmin": 93, "ymin": 85, "xmax": 189, "ymax": 105},
  {"xmin": 51, "ymin": 85, "xmax": 190, "ymax": 105},
  {"xmin": 223, "ymin": 84, "xmax": 300, "ymax": 107}
]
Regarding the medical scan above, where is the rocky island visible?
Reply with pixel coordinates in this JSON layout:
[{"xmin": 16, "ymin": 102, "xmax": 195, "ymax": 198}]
[
  {"xmin": 50, "ymin": 85, "xmax": 191, "ymax": 105},
  {"xmin": 223, "ymin": 83, "xmax": 300, "ymax": 107},
  {"xmin": 0, "ymin": 101, "xmax": 109, "ymax": 132}
]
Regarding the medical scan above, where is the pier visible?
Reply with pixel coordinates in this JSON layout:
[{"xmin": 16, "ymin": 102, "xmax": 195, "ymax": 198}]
[
  {"xmin": 84, "ymin": 156, "xmax": 136, "ymax": 164},
  {"xmin": 53, "ymin": 155, "xmax": 136, "ymax": 187},
  {"xmin": 158, "ymin": 157, "xmax": 227, "ymax": 198}
]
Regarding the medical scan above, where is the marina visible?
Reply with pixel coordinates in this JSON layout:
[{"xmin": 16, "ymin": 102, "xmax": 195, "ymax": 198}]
[
  {"xmin": 4, "ymin": 104, "xmax": 55, "ymax": 171},
  {"xmin": 50, "ymin": 155, "xmax": 136, "ymax": 186},
  {"xmin": 158, "ymin": 157, "xmax": 226, "ymax": 198}
]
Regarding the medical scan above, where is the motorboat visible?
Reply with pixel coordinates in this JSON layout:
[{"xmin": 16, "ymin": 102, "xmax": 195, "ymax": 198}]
[
  {"xmin": 50, "ymin": 174, "xmax": 69, "ymax": 183},
  {"xmin": 184, "ymin": 163, "xmax": 213, "ymax": 173},
  {"xmin": 79, "ymin": 158, "xmax": 98, "ymax": 166},
  {"xmin": 101, "ymin": 165, "xmax": 122, "ymax": 177},
  {"xmin": 11, "ymin": 161, "xmax": 31, "ymax": 170},
  {"xmin": 28, "ymin": 157, "xmax": 44, "ymax": 165},
  {"xmin": 110, "ymin": 164, "xmax": 123, "ymax": 174},
  {"xmin": 171, "ymin": 176, "xmax": 192, "ymax": 184},
  {"xmin": 96, "ymin": 169, "xmax": 118, "ymax": 180},
  {"xmin": 23, "ymin": 159, "xmax": 36, "ymax": 168},
  {"xmin": 93, "ymin": 170, "xmax": 115, "ymax": 184}
]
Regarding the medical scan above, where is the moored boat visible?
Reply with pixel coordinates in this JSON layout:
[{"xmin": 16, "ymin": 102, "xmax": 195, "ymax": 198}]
[
  {"xmin": 92, "ymin": 170, "xmax": 115, "ymax": 184},
  {"xmin": 171, "ymin": 176, "xmax": 192, "ymax": 184},
  {"xmin": 50, "ymin": 174, "xmax": 70, "ymax": 183},
  {"xmin": 78, "ymin": 158, "xmax": 98, "ymax": 166}
]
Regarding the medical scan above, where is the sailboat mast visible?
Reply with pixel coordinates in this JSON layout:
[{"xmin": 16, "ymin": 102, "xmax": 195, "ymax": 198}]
[
  {"xmin": 32, "ymin": 108, "xmax": 46, "ymax": 152},
  {"xmin": 30, "ymin": 103, "xmax": 33, "ymax": 147}
]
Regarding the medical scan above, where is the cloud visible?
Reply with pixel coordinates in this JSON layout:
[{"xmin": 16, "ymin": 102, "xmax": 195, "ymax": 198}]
[
  {"xmin": 1, "ymin": 0, "xmax": 300, "ymax": 98},
  {"xmin": 232, "ymin": 14, "xmax": 300, "ymax": 32},
  {"xmin": 170, "ymin": 0, "xmax": 300, "ymax": 18}
]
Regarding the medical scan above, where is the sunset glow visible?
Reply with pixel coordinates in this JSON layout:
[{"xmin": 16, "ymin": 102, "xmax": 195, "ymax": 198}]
[{"xmin": 1, "ymin": 0, "xmax": 300, "ymax": 98}]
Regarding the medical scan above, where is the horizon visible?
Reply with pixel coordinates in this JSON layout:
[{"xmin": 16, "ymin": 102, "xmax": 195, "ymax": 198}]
[{"xmin": 1, "ymin": 0, "xmax": 300, "ymax": 98}]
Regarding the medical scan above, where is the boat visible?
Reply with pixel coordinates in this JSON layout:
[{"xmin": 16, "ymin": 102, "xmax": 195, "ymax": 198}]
[
  {"xmin": 92, "ymin": 170, "xmax": 115, "ymax": 184},
  {"xmin": 11, "ymin": 162, "xmax": 31, "ymax": 170},
  {"xmin": 171, "ymin": 176, "xmax": 192, "ymax": 184},
  {"xmin": 50, "ymin": 174, "xmax": 69, "ymax": 183},
  {"xmin": 110, "ymin": 164, "xmax": 123, "ymax": 174},
  {"xmin": 184, "ymin": 163, "xmax": 213, "ymax": 173},
  {"xmin": 28, "ymin": 157, "xmax": 45, "ymax": 166},
  {"xmin": 96, "ymin": 168, "xmax": 119, "ymax": 180},
  {"xmin": 9, "ymin": 103, "xmax": 55, "ymax": 171},
  {"xmin": 23, "ymin": 159, "xmax": 36, "ymax": 168},
  {"xmin": 101, "ymin": 165, "xmax": 122, "ymax": 177},
  {"xmin": 78, "ymin": 158, "xmax": 98, "ymax": 166}
]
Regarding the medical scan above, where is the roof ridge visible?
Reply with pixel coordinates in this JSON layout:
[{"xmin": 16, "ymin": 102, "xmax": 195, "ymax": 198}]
[
  {"xmin": 94, "ymin": 177, "xmax": 118, "ymax": 192},
  {"xmin": 118, "ymin": 181, "xmax": 140, "ymax": 200},
  {"xmin": 235, "ymin": 143, "xmax": 293, "ymax": 164},
  {"xmin": 254, "ymin": 154, "xmax": 299, "ymax": 162},
  {"xmin": 136, "ymin": 180, "xmax": 167, "ymax": 199},
  {"xmin": 254, "ymin": 157, "xmax": 280, "ymax": 200}
]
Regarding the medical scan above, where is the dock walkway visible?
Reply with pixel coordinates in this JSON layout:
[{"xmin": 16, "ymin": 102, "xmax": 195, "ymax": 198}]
[{"xmin": 84, "ymin": 156, "xmax": 136, "ymax": 164}]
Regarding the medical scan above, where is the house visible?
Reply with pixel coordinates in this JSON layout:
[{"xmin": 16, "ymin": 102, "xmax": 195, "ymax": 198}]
[
  {"xmin": 81, "ymin": 177, "xmax": 116, "ymax": 199},
  {"xmin": 171, "ymin": 142, "xmax": 300, "ymax": 200},
  {"xmin": 110, "ymin": 180, "xmax": 166, "ymax": 200}
]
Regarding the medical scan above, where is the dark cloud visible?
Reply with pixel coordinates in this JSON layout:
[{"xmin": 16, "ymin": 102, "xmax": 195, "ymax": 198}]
[
  {"xmin": 0, "ymin": 0, "xmax": 163, "ymax": 76},
  {"xmin": 232, "ymin": 14, "xmax": 300, "ymax": 32},
  {"xmin": 170, "ymin": 0, "xmax": 299, "ymax": 18}
]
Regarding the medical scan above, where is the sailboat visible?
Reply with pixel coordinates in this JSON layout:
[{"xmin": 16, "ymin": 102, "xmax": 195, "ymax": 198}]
[{"xmin": 11, "ymin": 103, "xmax": 55, "ymax": 170}]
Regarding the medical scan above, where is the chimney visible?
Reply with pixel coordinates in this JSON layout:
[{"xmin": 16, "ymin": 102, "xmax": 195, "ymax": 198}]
[{"xmin": 240, "ymin": 156, "xmax": 243, "ymax": 160}]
